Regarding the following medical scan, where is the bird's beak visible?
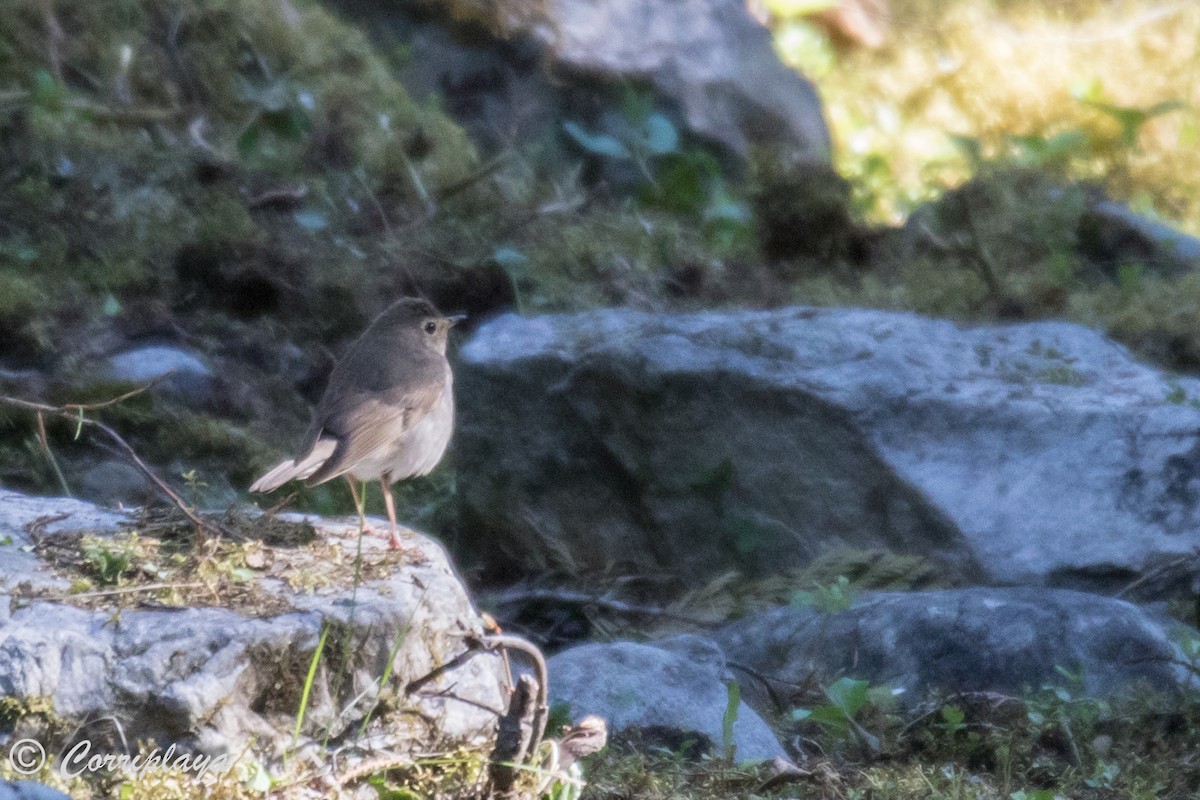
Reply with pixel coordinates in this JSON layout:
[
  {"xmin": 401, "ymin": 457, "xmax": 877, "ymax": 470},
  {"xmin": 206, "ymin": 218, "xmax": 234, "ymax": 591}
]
[{"xmin": 446, "ymin": 313, "xmax": 468, "ymax": 327}]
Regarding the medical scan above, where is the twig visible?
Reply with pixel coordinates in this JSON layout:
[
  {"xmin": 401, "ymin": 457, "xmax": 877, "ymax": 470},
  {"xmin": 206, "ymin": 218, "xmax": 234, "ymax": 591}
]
[
  {"xmin": 403, "ymin": 639, "xmax": 490, "ymax": 697},
  {"xmin": 0, "ymin": 89, "xmax": 182, "ymax": 122},
  {"xmin": 1116, "ymin": 549, "xmax": 1199, "ymax": 598},
  {"xmin": 397, "ymin": 149, "xmax": 436, "ymax": 218},
  {"xmin": 433, "ymin": 152, "xmax": 511, "ymax": 205},
  {"xmin": 484, "ymin": 634, "xmax": 550, "ymax": 760},
  {"xmin": 0, "ymin": 392, "xmax": 230, "ymax": 541},
  {"xmin": 41, "ymin": 0, "xmax": 64, "ymax": 83},
  {"xmin": 35, "ymin": 409, "xmax": 72, "ymax": 497},
  {"xmin": 961, "ymin": 196, "xmax": 1005, "ymax": 302},
  {"xmin": 490, "ymin": 587, "xmax": 717, "ymax": 626},
  {"xmin": 42, "ymin": 581, "xmax": 204, "ymax": 601},
  {"xmin": 403, "ymin": 633, "xmax": 551, "ymax": 771},
  {"xmin": 60, "ymin": 379, "xmax": 159, "ymax": 410},
  {"xmin": 488, "ymin": 674, "xmax": 537, "ymax": 797}
]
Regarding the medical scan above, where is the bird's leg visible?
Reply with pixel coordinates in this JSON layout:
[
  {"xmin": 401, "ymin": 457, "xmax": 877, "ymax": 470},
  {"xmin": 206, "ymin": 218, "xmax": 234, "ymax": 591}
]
[
  {"xmin": 346, "ymin": 476, "xmax": 371, "ymax": 534},
  {"xmin": 380, "ymin": 471, "xmax": 401, "ymax": 550}
]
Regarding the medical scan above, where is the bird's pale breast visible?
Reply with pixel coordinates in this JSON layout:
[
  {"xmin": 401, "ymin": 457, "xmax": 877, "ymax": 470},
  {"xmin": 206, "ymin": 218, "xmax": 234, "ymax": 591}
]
[{"xmin": 351, "ymin": 367, "xmax": 454, "ymax": 483}]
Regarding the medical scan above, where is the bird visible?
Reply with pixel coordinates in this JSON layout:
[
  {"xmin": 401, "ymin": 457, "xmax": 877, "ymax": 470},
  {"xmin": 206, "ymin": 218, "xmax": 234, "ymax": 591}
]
[{"xmin": 250, "ymin": 297, "xmax": 462, "ymax": 548}]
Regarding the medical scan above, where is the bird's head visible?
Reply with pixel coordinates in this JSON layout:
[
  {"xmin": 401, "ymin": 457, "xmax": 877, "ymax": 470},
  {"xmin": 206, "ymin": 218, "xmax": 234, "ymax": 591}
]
[{"xmin": 371, "ymin": 297, "xmax": 465, "ymax": 355}]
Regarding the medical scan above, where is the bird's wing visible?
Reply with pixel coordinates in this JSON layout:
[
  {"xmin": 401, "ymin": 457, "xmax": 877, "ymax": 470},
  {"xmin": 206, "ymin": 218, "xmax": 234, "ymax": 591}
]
[{"xmin": 301, "ymin": 362, "xmax": 447, "ymax": 486}]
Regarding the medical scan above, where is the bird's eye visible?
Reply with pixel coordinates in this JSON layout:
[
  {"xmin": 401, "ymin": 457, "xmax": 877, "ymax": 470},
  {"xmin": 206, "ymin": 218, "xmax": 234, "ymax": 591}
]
[{"xmin": 423, "ymin": 321, "xmax": 438, "ymax": 335}]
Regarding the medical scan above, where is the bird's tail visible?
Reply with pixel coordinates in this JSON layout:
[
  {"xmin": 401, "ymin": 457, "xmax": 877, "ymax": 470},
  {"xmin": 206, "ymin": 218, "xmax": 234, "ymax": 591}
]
[{"xmin": 249, "ymin": 439, "xmax": 337, "ymax": 493}]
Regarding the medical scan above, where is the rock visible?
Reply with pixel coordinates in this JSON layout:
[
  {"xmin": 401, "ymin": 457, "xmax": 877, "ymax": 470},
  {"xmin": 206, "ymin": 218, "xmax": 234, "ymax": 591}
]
[
  {"xmin": 0, "ymin": 488, "xmax": 127, "ymax": 595},
  {"xmin": 1083, "ymin": 198, "xmax": 1200, "ymax": 278},
  {"xmin": 0, "ymin": 782, "xmax": 72, "ymax": 800},
  {"xmin": 103, "ymin": 345, "xmax": 216, "ymax": 403},
  {"xmin": 547, "ymin": 635, "xmax": 786, "ymax": 762},
  {"xmin": 0, "ymin": 490, "xmax": 505, "ymax": 765},
  {"xmin": 74, "ymin": 460, "xmax": 155, "ymax": 507},
  {"xmin": 532, "ymin": 0, "xmax": 830, "ymax": 160},
  {"xmin": 716, "ymin": 588, "xmax": 1194, "ymax": 708},
  {"xmin": 333, "ymin": 0, "xmax": 830, "ymax": 163},
  {"xmin": 455, "ymin": 307, "xmax": 1200, "ymax": 597}
]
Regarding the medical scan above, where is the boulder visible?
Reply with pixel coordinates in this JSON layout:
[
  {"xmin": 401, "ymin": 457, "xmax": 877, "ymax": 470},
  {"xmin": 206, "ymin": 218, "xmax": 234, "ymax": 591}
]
[
  {"xmin": 530, "ymin": 0, "xmax": 830, "ymax": 160},
  {"xmin": 716, "ymin": 587, "xmax": 1194, "ymax": 708},
  {"xmin": 102, "ymin": 345, "xmax": 216, "ymax": 405},
  {"xmin": 0, "ymin": 490, "xmax": 505, "ymax": 765},
  {"xmin": 455, "ymin": 306, "xmax": 1200, "ymax": 596},
  {"xmin": 547, "ymin": 635, "xmax": 786, "ymax": 762},
  {"xmin": 74, "ymin": 459, "xmax": 156, "ymax": 507},
  {"xmin": 332, "ymin": 0, "xmax": 829, "ymax": 162}
]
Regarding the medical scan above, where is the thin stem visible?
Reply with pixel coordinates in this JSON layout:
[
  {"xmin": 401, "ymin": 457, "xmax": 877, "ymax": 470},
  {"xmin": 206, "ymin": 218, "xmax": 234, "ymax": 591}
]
[{"xmin": 35, "ymin": 409, "xmax": 72, "ymax": 497}]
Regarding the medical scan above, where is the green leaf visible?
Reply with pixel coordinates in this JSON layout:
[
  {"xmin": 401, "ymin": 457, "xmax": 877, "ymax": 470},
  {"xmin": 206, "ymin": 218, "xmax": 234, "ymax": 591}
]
[
  {"xmin": 32, "ymin": 69, "xmax": 66, "ymax": 110},
  {"xmin": 563, "ymin": 120, "xmax": 631, "ymax": 159},
  {"xmin": 721, "ymin": 680, "xmax": 740, "ymax": 761},
  {"xmin": 941, "ymin": 704, "xmax": 965, "ymax": 727},
  {"xmin": 808, "ymin": 705, "xmax": 850, "ymax": 727},
  {"xmin": 1079, "ymin": 98, "xmax": 1185, "ymax": 146},
  {"xmin": 825, "ymin": 677, "xmax": 869, "ymax": 717},
  {"xmin": 641, "ymin": 151, "xmax": 719, "ymax": 215}
]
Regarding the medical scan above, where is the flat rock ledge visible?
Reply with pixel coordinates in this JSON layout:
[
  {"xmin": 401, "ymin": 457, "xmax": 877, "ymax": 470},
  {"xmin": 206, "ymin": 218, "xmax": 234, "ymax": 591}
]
[{"xmin": 0, "ymin": 488, "xmax": 505, "ymax": 770}]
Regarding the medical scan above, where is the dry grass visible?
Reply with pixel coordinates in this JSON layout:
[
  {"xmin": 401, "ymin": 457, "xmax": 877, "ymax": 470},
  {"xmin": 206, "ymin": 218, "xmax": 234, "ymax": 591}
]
[
  {"xmin": 778, "ymin": 0, "xmax": 1200, "ymax": 227},
  {"xmin": 17, "ymin": 505, "xmax": 430, "ymax": 613}
]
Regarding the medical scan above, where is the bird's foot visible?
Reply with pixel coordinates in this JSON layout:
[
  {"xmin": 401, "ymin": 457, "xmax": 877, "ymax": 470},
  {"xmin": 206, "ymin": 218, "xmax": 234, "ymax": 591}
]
[{"xmin": 387, "ymin": 530, "xmax": 403, "ymax": 550}]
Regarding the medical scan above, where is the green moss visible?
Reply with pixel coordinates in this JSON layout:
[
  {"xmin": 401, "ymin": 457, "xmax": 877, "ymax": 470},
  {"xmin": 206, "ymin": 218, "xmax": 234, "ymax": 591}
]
[{"xmin": 0, "ymin": 0, "xmax": 478, "ymax": 354}]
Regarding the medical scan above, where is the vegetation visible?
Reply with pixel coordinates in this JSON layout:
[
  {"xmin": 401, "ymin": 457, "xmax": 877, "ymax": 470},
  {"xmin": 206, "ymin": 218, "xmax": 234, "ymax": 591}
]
[
  {"xmin": 5, "ymin": 0, "xmax": 1200, "ymax": 795},
  {"xmin": 6, "ymin": 0, "xmax": 1200, "ymax": 513},
  {"xmin": 767, "ymin": 0, "xmax": 1200, "ymax": 375}
]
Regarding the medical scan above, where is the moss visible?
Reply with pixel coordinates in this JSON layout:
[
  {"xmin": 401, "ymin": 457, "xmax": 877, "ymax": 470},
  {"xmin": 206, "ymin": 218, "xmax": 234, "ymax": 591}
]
[
  {"xmin": 750, "ymin": 152, "xmax": 859, "ymax": 267},
  {"xmin": 0, "ymin": 0, "xmax": 479, "ymax": 358}
]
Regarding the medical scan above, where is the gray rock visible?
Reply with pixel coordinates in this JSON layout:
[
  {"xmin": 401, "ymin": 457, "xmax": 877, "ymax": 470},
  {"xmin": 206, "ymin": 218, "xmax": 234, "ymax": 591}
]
[
  {"xmin": 104, "ymin": 345, "xmax": 215, "ymax": 402},
  {"xmin": 533, "ymin": 0, "xmax": 830, "ymax": 160},
  {"xmin": 1088, "ymin": 199, "xmax": 1200, "ymax": 274},
  {"xmin": 456, "ymin": 307, "xmax": 1200, "ymax": 595},
  {"xmin": 332, "ymin": 0, "xmax": 829, "ymax": 164},
  {"xmin": 716, "ymin": 588, "xmax": 1194, "ymax": 708},
  {"xmin": 547, "ymin": 635, "xmax": 786, "ymax": 762},
  {"xmin": 0, "ymin": 488, "xmax": 130, "ymax": 596},
  {"xmin": 0, "ymin": 782, "xmax": 72, "ymax": 800},
  {"xmin": 0, "ymin": 491, "xmax": 505, "ymax": 763},
  {"xmin": 74, "ymin": 460, "xmax": 155, "ymax": 507}
]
